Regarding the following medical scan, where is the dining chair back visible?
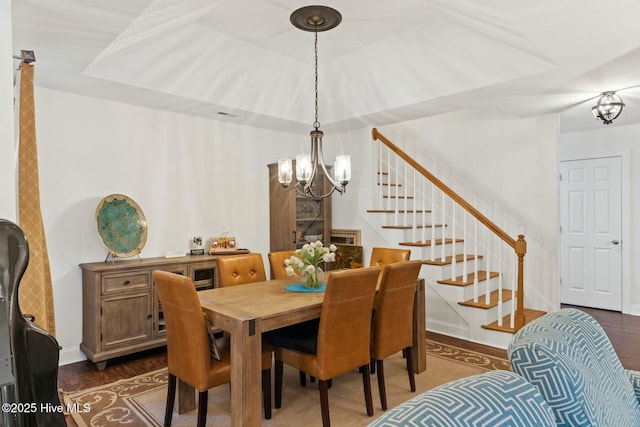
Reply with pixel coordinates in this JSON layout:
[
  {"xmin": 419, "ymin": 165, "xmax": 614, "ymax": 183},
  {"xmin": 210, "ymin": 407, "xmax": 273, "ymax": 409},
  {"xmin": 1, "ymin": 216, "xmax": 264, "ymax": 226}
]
[
  {"xmin": 153, "ymin": 270, "xmax": 272, "ymax": 426},
  {"xmin": 271, "ymin": 266, "xmax": 381, "ymax": 426},
  {"xmin": 369, "ymin": 247, "xmax": 410, "ymax": 267},
  {"xmin": 370, "ymin": 260, "xmax": 423, "ymax": 410},
  {"xmin": 216, "ymin": 253, "xmax": 267, "ymax": 287},
  {"xmin": 268, "ymin": 250, "xmax": 297, "ymax": 279}
]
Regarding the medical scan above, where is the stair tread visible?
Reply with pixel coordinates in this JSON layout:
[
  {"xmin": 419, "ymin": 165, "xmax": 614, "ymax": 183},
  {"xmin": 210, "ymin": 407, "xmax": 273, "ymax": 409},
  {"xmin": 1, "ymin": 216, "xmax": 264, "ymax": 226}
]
[
  {"xmin": 400, "ymin": 238, "xmax": 463, "ymax": 247},
  {"xmin": 383, "ymin": 195, "xmax": 415, "ymax": 199},
  {"xmin": 383, "ymin": 225, "xmax": 442, "ymax": 229},
  {"xmin": 422, "ymin": 254, "xmax": 483, "ymax": 266},
  {"xmin": 481, "ymin": 309, "xmax": 547, "ymax": 334},
  {"xmin": 437, "ymin": 270, "xmax": 499, "ymax": 286},
  {"xmin": 366, "ymin": 209, "xmax": 431, "ymax": 213},
  {"xmin": 458, "ymin": 289, "xmax": 513, "ymax": 309}
]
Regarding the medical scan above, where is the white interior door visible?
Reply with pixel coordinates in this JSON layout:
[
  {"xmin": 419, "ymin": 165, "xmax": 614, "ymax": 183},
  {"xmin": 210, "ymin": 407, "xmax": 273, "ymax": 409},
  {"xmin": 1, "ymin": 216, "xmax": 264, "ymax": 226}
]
[{"xmin": 560, "ymin": 157, "xmax": 622, "ymax": 311}]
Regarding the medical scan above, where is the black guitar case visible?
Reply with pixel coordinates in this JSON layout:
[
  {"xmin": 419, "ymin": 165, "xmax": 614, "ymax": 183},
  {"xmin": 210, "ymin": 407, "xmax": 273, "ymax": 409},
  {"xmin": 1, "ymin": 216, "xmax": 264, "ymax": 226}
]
[{"xmin": 0, "ymin": 219, "xmax": 65, "ymax": 427}]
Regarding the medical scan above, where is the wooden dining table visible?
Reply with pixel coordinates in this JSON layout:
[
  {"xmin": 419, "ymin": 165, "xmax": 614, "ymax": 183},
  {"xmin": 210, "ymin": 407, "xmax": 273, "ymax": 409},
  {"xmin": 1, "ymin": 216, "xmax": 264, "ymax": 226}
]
[{"xmin": 185, "ymin": 276, "xmax": 426, "ymax": 426}]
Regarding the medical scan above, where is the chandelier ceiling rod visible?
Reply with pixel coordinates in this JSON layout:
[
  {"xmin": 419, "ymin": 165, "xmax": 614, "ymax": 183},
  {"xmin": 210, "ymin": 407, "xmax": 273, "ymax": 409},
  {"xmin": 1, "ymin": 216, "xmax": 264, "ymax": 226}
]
[{"xmin": 277, "ymin": 6, "xmax": 351, "ymax": 201}]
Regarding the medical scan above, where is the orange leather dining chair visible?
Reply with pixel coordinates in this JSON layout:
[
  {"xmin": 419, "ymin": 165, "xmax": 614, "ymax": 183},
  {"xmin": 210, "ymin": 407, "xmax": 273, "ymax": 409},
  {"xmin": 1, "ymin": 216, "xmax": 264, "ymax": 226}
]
[
  {"xmin": 369, "ymin": 247, "xmax": 411, "ymax": 267},
  {"xmin": 269, "ymin": 266, "xmax": 381, "ymax": 427},
  {"xmin": 370, "ymin": 260, "xmax": 423, "ymax": 410},
  {"xmin": 216, "ymin": 253, "xmax": 267, "ymax": 287},
  {"xmin": 152, "ymin": 270, "xmax": 272, "ymax": 426},
  {"xmin": 268, "ymin": 250, "xmax": 297, "ymax": 279}
]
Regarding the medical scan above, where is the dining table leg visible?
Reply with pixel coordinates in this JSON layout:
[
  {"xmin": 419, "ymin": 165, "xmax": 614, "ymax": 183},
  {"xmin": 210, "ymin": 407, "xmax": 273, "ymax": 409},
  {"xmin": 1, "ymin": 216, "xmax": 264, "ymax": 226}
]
[
  {"xmin": 229, "ymin": 316, "xmax": 262, "ymax": 426},
  {"xmin": 412, "ymin": 278, "xmax": 427, "ymax": 373}
]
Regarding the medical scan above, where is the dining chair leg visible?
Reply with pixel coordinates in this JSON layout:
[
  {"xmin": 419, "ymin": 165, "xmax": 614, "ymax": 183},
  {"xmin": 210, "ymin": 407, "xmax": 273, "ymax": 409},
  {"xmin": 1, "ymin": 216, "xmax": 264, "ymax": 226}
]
[
  {"xmin": 404, "ymin": 346, "xmax": 416, "ymax": 392},
  {"xmin": 164, "ymin": 373, "xmax": 176, "ymax": 427},
  {"xmin": 319, "ymin": 379, "xmax": 331, "ymax": 427},
  {"xmin": 275, "ymin": 359, "xmax": 283, "ymax": 409},
  {"xmin": 262, "ymin": 368, "xmax": 272, "ymax": 419},
  {"xmin": 375, "ymin": 359, "xmax": 388, "ymax": 410},
  {"xmin": 197, "ymin": 390, "xmax": 208, "ymax": 427},
  {"xmin": 361, "ymin": 363, "xmax": 374, "ymax": 416}
]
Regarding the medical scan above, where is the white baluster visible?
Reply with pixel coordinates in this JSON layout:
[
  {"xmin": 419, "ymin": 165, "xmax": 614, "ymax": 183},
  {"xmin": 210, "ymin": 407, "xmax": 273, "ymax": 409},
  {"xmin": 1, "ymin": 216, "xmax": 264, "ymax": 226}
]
[
  {"xmin": 412, "ymin": 167, "xmax": 417, "ymax": 243},
  {"xmin": 394, "ymin": 153, "xmax": 399, "ymax": 224},
  {"xmin": 451, "ymin": 201, "xmax": 457, "ymax": 281},
  {"xmin": 497, "ymin": 242, "xmax": 503, "ymax": 326},
  {"xmin": 430, "ymin": 185, "xmax": 435, "ymax": 260},
  {"xmin": 462, "ymin": 212, "xmax": 468, "ymax": 282},
  {"xmin": 485, "ymin": 229, "xmax": 491, "ymax": 305},
  {"xmin": 441, "ymin": 191, "xmax": 446, "ymax": 262},
  {"xmin": 473, "ymin": 220, "xmax": 478, "ymax": 303},
  {"xmin": 510, "ymin": 254, "xmax": 516, "ymax": 329},
  {"xmin": 421, "ymin": 178, "xmax": 426, "ymax": 243}
]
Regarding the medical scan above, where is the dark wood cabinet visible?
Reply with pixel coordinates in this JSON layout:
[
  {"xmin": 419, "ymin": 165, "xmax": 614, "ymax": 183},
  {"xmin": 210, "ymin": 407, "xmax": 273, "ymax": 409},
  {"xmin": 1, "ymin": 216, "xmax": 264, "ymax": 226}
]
[{"xmin": 268, "ymin": 162, "xmax": 332, "ymax": 251}]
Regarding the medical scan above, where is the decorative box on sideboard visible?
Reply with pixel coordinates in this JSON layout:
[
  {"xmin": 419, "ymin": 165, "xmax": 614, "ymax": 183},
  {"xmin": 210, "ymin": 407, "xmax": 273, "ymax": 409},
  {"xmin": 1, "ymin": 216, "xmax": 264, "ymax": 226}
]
[{"xmin": 79, "ymin": 254, "xmax": 223, "ymax": 370}]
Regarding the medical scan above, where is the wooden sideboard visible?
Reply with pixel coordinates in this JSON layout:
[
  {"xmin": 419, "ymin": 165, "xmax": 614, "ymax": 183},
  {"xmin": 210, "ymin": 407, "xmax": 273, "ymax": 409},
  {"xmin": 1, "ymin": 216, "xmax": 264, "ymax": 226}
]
[{"xmin": 80, "ymin": 254, "xmax": 223, "ymax": 370}]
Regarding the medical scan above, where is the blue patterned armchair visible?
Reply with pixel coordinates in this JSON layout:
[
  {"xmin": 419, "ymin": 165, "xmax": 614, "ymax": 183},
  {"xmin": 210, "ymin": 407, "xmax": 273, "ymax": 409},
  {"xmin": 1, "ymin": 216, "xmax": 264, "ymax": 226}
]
[
  {"xmin": 367, "ymin": 370, "xmax": 555, "ymax": 426},
  {"xmin": 509, "ymin": 308, "xmax": 640, "ymax": 427}
]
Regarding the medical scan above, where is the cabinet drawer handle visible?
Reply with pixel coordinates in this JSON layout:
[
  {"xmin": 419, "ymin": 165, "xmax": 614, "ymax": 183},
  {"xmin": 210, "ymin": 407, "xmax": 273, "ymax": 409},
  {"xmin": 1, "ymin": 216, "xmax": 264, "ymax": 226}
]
[
  {"xmin": 123, "ymin": 280, "xmax": 131, "ymax": 286},
  {"xmin": 292, "ymin": 230, "xmax": 296, "ymax": 244},
  {"xmin": 147, "ymin": 314, "xmax": 153, "ymax": 319}
]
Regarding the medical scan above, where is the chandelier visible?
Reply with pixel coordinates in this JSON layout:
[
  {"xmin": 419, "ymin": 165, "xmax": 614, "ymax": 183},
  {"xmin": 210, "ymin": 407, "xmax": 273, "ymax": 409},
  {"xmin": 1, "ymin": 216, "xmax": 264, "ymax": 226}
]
[
  {"xmin": 592, "ymin": 91, "xmax": 625, "ymax": 125},
  {"xmin": 277, "ymin": 6, "xmax": 351, "ymax": 200}
]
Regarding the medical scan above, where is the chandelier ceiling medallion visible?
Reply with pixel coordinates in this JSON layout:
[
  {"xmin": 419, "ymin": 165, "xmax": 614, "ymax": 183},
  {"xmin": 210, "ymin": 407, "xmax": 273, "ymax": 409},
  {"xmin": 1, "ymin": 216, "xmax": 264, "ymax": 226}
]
[
  {"xmin": 277, "ymin": 5, "xmax": 351, "ymax": 200},
  {"xmin": 592, "ymin": 91, "xmax": 625, "ymax": 125}
]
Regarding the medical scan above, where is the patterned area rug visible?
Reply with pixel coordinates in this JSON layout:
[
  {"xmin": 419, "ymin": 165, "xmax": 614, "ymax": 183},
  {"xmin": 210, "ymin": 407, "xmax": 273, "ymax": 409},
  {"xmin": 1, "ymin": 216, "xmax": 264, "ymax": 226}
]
[{"xmin": 62, "ymin": 339, "xmax": 510, "ymax": 427}]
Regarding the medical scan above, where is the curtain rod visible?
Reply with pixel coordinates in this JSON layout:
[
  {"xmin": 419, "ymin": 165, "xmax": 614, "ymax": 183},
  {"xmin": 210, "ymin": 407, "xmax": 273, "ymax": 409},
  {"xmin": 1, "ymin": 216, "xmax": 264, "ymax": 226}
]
[{"xmin": 13, "ymin": 50, "xmax": 36, "ymax": 63}]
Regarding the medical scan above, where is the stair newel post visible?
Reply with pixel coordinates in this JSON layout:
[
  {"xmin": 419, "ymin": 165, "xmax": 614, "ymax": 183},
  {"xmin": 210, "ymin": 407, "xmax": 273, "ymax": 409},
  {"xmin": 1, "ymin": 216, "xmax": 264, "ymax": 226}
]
[{"xmin": 514, "ymin": 234, "xmax": 527, "ymax": 330}]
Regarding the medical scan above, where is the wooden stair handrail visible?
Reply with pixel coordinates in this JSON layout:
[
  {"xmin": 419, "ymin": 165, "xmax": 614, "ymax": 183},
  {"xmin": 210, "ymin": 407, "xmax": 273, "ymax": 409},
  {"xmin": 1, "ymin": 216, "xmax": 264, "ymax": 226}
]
[{"xmin": 372, "ymin": 128, "xmax": 527, "ymax": 329}]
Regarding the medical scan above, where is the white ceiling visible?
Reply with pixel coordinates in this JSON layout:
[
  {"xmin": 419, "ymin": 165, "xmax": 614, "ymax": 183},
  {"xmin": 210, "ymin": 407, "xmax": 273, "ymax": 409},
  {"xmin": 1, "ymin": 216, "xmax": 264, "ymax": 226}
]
[{"xmin": 11, "ymin": 0, "xmax": 640, "ymax": 134}]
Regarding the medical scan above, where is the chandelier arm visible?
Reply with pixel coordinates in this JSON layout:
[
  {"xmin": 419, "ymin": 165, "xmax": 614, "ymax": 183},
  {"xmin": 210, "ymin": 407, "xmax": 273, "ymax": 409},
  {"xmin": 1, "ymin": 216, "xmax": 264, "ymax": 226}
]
[{"xmin": 316, "ymin": 137, "xmax": 345, "ymax": 193}]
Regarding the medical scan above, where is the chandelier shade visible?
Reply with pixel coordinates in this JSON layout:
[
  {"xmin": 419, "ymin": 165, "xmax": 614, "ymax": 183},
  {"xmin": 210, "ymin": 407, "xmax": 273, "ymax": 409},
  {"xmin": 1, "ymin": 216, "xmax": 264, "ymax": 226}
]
[
  {"xmin": 592, "ymin": 91, "xmax": 625, "ymax": 125},
  {"xmin": 277, "ymin": 5, "xmax": 350, "ymax": 200}
]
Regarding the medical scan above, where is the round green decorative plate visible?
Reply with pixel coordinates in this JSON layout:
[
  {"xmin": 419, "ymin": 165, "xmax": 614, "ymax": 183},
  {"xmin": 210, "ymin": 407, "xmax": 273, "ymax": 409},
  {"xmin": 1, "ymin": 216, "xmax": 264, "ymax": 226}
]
[{"xmin": 95, "ymin": 194, "xmax": 147, "ymax": 258}]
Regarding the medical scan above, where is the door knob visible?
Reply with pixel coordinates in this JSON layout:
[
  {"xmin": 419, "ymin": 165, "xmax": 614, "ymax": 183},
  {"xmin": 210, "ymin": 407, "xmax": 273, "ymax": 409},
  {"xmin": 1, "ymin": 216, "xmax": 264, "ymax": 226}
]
[{"xmin": 609, "ymin": 240, "xmax": 620, "ymax": 245}]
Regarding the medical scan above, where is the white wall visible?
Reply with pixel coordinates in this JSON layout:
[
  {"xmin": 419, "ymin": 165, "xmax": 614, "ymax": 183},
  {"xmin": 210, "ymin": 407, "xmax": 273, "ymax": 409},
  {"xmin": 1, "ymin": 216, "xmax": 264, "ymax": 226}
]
[
  {"xmin": 560, "ymin": 124, "xmax": 640, "ymax": 315},
  {"xmin": 1, "ymin": 0, "xmax": 16, "ymax": 220},
  {"xmin": 34, "ymin": 88, "xmax": 302, "ymax": 364}
]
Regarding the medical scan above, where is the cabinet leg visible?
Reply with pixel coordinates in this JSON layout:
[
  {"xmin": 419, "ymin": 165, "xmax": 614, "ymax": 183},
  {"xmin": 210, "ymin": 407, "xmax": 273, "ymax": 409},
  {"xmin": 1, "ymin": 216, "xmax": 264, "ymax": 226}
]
[{"xmin": 94, "ymin": 361, "xmax": 107, "ymax": 371}]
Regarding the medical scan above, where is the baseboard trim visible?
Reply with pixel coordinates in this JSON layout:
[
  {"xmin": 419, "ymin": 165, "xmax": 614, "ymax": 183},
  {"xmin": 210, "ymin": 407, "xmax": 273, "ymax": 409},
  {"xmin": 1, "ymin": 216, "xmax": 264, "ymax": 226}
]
[{"xmin": 59, "ymin": 346, "xmax": 87, "ymax": 366}]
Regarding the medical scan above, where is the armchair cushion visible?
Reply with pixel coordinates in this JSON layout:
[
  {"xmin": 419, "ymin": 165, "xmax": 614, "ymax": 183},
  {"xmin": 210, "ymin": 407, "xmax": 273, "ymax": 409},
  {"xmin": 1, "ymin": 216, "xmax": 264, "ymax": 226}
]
[
  {"xmin": 509, "ymin": 308, "xmax": 640, "ymax": 427},
  {"xmin": 367, "ymin": 370, "xmax": 555, "ymax": 427}
]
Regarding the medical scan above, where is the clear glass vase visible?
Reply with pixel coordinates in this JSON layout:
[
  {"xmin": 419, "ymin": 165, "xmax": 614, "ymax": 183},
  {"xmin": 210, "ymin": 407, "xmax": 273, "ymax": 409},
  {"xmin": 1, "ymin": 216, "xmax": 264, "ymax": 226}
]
[{"xmin": 303, "ymin": 267, "xmax": 324, "ymax": 289}]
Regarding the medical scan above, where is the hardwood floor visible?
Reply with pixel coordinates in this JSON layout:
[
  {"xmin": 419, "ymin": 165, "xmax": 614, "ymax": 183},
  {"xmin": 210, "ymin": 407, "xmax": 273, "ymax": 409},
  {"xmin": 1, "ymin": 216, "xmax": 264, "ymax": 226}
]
[{"xmin": 58, "ymin": 305, "xmax": 640, "ymax": 391}]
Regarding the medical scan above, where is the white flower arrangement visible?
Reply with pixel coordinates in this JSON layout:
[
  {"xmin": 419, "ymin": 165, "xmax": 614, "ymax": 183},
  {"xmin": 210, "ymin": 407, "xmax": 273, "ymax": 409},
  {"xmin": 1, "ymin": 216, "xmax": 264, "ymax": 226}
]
[{"xmin": 284, "ymin": 240, "xmax": 337, "ymax": 287}]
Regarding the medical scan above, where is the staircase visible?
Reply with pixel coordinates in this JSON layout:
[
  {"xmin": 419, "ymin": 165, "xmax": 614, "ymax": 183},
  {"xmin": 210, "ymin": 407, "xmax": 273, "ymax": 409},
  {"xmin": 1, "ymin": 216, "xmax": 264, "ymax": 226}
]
[{"xmin": 366, "ymin": 128, "xmax": 545, "ymax": 348}]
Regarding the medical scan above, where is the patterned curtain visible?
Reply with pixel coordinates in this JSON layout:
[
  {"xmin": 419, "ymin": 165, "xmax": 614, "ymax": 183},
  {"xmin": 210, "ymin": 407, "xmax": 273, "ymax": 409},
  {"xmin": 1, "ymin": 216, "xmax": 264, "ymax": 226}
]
[{"xmin": 17, "ymin": 63, "xmax": 56, "ymax": 335}]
